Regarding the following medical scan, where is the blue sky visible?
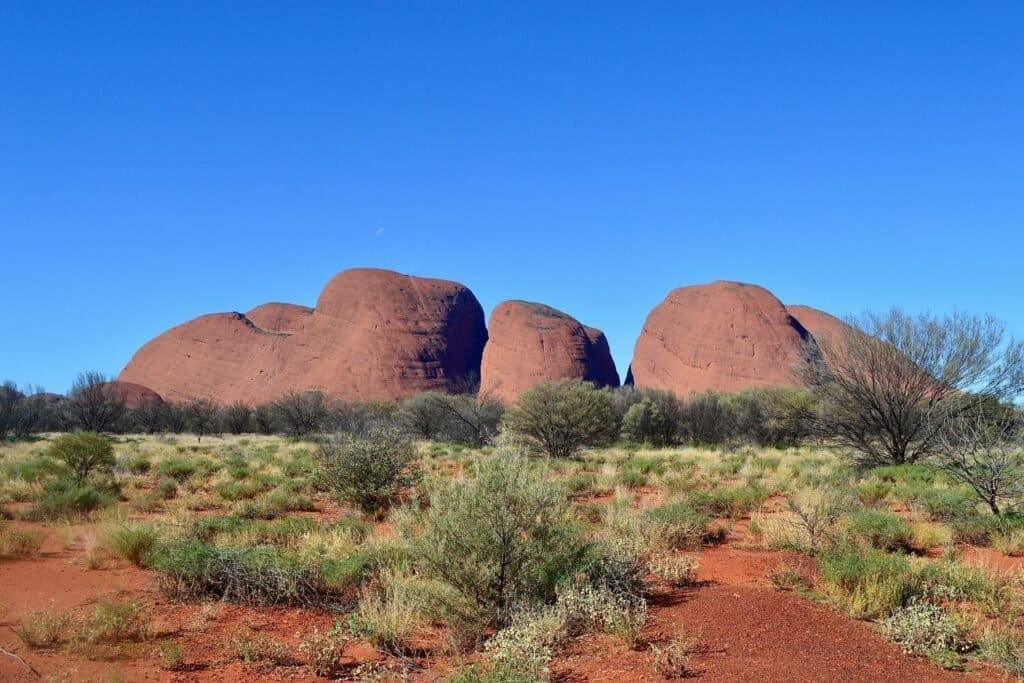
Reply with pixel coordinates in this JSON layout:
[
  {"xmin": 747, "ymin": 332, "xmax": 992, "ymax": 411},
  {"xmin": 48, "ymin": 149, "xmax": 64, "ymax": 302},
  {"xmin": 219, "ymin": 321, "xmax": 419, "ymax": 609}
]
[{"xmin": 2, "ymin": 2, "xmax": 1022, "ymax": 393}]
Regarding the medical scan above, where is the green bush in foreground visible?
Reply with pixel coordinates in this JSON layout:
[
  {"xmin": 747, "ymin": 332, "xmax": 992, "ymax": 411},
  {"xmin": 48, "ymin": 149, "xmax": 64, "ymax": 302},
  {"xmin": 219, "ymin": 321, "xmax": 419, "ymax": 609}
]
[
  {"xmin": 412, "ymin": 453, "xmax": 584, "ymax": 632},
  {"xmin": 882, "ymin": 599, "xmax": 972, "ymax": 669},
  {"xmin": 502, "ymin": 379, "xmax": 617, "ymax": 458},
  {"xmin": 46, "ymin": 431, "xmax": 114, "ymax": 485},
  {"xmin": 316, "ymin": 431, "xmax": 420, "ymax": 515},
  {"xmin": 817, "ymin": 549, "xmax": 922, "ymax": 619}
]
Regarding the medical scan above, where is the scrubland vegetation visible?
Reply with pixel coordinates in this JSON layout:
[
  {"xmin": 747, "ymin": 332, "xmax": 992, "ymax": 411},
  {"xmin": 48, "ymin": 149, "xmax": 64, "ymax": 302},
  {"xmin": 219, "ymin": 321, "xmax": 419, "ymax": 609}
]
[{"xmin": 1, "ymin": 309, "xmax": 1022, "ymax": 679}]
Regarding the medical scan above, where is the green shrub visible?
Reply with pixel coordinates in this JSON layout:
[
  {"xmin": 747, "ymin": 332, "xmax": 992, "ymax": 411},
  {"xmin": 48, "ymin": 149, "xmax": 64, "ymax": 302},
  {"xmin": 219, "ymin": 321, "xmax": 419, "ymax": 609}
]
[
  {"xmin": 122, "ymin": 454, "xmax": 152, "ymax": 475},
  {"xmin": 215, "ymin": 480, "xmax": 263, "ymax": 501},
  {"xmin": 856, "ymin": 481, "xmax": 892, "ymax": 507},
  {"xmin": 979, "ymin": 628, "xmax": 1024, "ymax": 677},
  {"xmin": 104, "ymin": 523, "xmax": 159, "ymax": 566},
  {"xmin": 46, "ymin": 432, "xmax": 114, "ymax": 485},
  {"xmin": 564, "ymin": 473, "xmax": 598, "ymax": 496},
  {"xmin": 953, "ymin": 514, "xmax": 1024, "ymax": 547},
  {"xmin": 316, "ymin": 431, "xmax": 420, "ymax": 515},
  {"xmin": 0, "ymin": 522, "xmax": 45, "ymax": 557},
  {"xmin": 299, "ymin": 625, "xmax": 349, "ymax": 678},
  {"xmin": 502, "ymin": 379, "xmax": 617, "ymax": 458},
  {"xmin": 156, "ymin": 477, "xmax": 178, "ymax": 499},
  {"xmin": 900, "ymin": 485, "xmax": 978, "ymax": 522},
  {"xmin": 154, "ymin": 457, "xmax": 199, "ymax": 480},
  {"xmin": 411, "ymin": 454, "xmax": 584, "ymax": 632},
  {"xmin": 882, "ymin": 600, "xmax": 972, "ymax": 669},
  {"xmin": 845, "ymin": 509, "xmax": 913, "ymax": 551},
  {"xmin": 818, "ymin": 549, "xmax": 922, "ymax": 619},
  {"xmin": 615, "ymin": 470, "xmax": 648, "ymax": 489},
  {"xmin": 642, "ymin": 502, "xmax": 709, "ymax": 550},
  {"xmin": 25, "ymin": 479, "xmax": 114, "ymax": 521},
  {"xmin": 691, "ymin": 485, "xmax": 767, "ymax": 518},
  {"xmin": 149, "ymin": 540, "xmax": 332, "ymax": 607}
]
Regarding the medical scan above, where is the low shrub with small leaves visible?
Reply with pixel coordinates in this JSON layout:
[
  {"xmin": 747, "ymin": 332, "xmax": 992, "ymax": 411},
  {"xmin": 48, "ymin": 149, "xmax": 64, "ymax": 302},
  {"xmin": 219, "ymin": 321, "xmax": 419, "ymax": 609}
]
[
  {"xmin": 648, "ymin": 553, "xmax": 698, "ymax": 587},
  {"xmin": 979, "ymin": 628, "xmax": 1024, "ymax": 677},
  {"xmin": 299, "ymin": 624, "xmax": 349, "ymax": 678},
  {"xmin": 844, "ymin": 509, "xmax": 913, "ymax": 551},
  {"xmin": 229, "ymin": 630, "xmax": 295, "ymax": 668},
  {"xmin": 882, "ymin": 600, "xmax": 972, "ymax": 669},
  {"xmin": 0, "ymin": 522, "xmax": 45, "ymax": 558},
  {"xmin": 316, "ymin": 431, "xmax": 420, "ymax": 515},
  {"xmin": 104, "ymin": 522, "xmax": 160, "ymax": 566},
  {"xmin": 817, "ymin": 549, "xmax": 922, "ymax": 619}
]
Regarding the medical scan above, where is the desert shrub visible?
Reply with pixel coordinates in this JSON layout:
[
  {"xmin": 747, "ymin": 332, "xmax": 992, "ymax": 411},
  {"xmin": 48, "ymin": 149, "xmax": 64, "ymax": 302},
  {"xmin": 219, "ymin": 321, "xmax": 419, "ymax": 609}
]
[
  {"xmin": 154, "ymin": 456, "xmax": 199, "ymax": 480},
  {"xmin": 620, "ymin": 393, "xmax": 680, "ymax": 447},
  {"xmin": 650, "ymin": 629, "xmax": 698, "ymax": 679},
  {"xmin": 882, "ymin": 600, "xmax": 972, "ymax": 669},
  {"xmin": 104, "ymin": 522, "xmax": 160, "ymax": 566},
  {"xmin": 316, "ymin": 430, "xmax": 420, "ymax": 515},
  {"xmin": 229, "ymin": 630, "xmax": 294, "ymax": 667},
  {"xmin": 411, "ymin": 453, "xmax": 584, "ymax": 633},
  {"xmin": 121, "ymin": 453, "xmax": 151, "ymax": 475},
  {"xmin": 899, "ymin": 484, "xmax": 979, "ymax": 522},
  {"xmin": 6, "ymin": 455, "xmax": 67, "ymax": 483},
  {"xmin": 817, "ymin": 549, "xmax": 922, "ymax": 619},
  {"xmin": 483, "ymin": 607, "xmax": 567, "ymax": 680},
  {"xmin": 156, "ymin": 477, "xmax": 178, "ymax": 499},
  {"xmin": 46, "ymin": 431, "xmax": 114, "ymax": 485},
  {"xmin": 919, "ymin": 560, "xmax": 1018, "ymax": 620},
  {"xmin": 678, "ymin": 391, "xmax": 736, "ymax": 446},
  {"xmin": 14, "ymin": 608, "xmax": 70, "ymax": 648},
  {"xmin": 502, "ymin": 379, "xmax": 617, "ymax": 458},
  {"xmin": 216, "ymin": 480, "xmax": 264, "ymax": 501},
  {"xmin": 690, "ymin": 485, "xmax": 768, "ymax": 518},
  {"xmin": 299, "ymin": 625, "xmax": 349, "ymax": 678},
  {"xmin": 564, "ymin": 472, "xmax": 598, "ymax": 496},
  {"xmin": 149, "ymin": 540, "xmax": 332, "ymax": 607},
  {"xmin": 158, "ymin": 641, "xmax": 185, "ymax": 671},
  {"xmin": 349, "ymin": 571, "xmax": 423, "ymax": 654},
  {"xmin": 648, "ymin": 553, "xmax": 699, "ymax": 587},
  {"xmin": 0, "ymin": 522, "xmax": 45, "ymax": 558},
  {"xmin": 642, "ymin": 502, "xmax": 709, "ymax": 551},
  {"xmin": 844, "ymin": 509, "xmax": 913, "ymax": 551},
  {"xmin": 872, "ymin": 464, "xmax": 937, "ymax": 485},
  {"xmin": 731, "ymin": 387, "xmax": 815, "ymax": 447},
  {"xmin": 992, "ymin": 529, "xmax": 1024, "ymax": 556},
  {"xmin": 979, "ymin": 628, "xmax": 1024, "ymax": 677},
  {"xmin": 77, "ymin": 598, "xmax": 151, "ymax": 647},
  {"xmin": 856, "ymin": 481, "xmax": 892, "ymax": 507},
  {"xmin": 952, "ymin": 513, "xmax": 1024, "ymax": 547},
  {"xmin": 25, "ymin": 479, "xmax": 113, "ymax": 521},
  {"xmin": 615, "ymin": 470, "xmax": 647, "ymax": 488}
]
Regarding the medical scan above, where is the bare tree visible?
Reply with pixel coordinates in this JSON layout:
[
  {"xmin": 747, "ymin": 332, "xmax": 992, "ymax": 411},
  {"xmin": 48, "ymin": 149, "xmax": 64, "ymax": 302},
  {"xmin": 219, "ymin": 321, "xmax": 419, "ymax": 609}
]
[
  {"xmin": 0, "ymin": 381, "xmax": 24, "ymax": 439},
  {"xmin": 222, "ymin": 402, "xmax": 253, "ymax": 435},
  {"xmin": 801, "ymin": 310, "xmax": 1024, "ymax": 466},
  {"xmin": 66, "ymin": 371, "xmax": 126, "ymax": 433},
  {"xmin": 132, "ymin": 396, "xmax": 166, "ymax": 434},
  {"xmin": 272, "ymin": 390, "xmax": 329, "ymax": 436},
  {"xmin": 186, "ymin": 398, "xmax": 220, "ymax": 442},
  {"xmin": 164, "ymin": 402, "xmax": 189, "ymax": 433},
  {"xmin": 934, "ymin": 408, "xmax": 1023, "ymax": 515}
]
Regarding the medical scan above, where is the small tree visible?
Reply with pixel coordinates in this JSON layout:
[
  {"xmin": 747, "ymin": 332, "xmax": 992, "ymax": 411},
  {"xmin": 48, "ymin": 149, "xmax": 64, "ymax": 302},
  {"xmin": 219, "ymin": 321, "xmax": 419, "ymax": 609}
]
[
  {"xmin": 47, "ymin": 431, "xmax": 115, "ymax": 485},
  {"xmin": 934, "ymin": 409, "xmax": 1024, "ymax": 515},
  {"xmin": 399, "ymin": 392, "xmax": 450, "ymax": 439},
  {"xmin": 434, "ymin": 393, "xmax": 504, "ymax": 447},
  {"xmin": 253, "ymin": 404, "xmax": 277, "ymax": 435},
  {"xmin": 272, "ymin": 391, "xmax": 329, "ymax": 436},
  {"xmin": 222, "ymin": 402, "xmax": 253, "ymax": 435},
  {"xmin": 186, "ymin": 398, "xmax": 220, "ymax": 442},
  {"xmin": 411, "ymin": 453, "xmax": 580, "ymax": 630},
  {"xmin": 502, "ymin": 379, "xmax": 617, "ymax": 458},
  {"xmin": 132, "ymin": 396, "xmax": 166, "ymax": 434},
  {"xmin": 0, "ymin": 382, "xmax": 24, "ymax": 439},
  {"xmin": 66, "ymin": 372, "xmax": 126, "ymax": 433},
  {"xmin": 678, "ymin": 392, "xmax": 734, "ymax": 446},
  {"xmin": 315, "ymin": 430, "xmax": 420, "ymax": 516},
  {"xmin": 617, "ymin": 388, "xmax": 682, "ymax": 447},
  {"xmin": 163, "ymin": 402, "xmax": 189, "ymax": 433},
  {"xmin": 801, "ymin": 309, "xmax": 1024, "ymax": 466}
]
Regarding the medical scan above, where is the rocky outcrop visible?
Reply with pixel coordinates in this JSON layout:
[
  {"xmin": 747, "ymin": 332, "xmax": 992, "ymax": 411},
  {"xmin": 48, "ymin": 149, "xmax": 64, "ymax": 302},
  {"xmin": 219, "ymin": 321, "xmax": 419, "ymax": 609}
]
[
  {"xmin": 480, "ymin": 300, "xmax": 619, "ymax": 403},
  {"xmin": 629, "ymin": 281, "xmax": 817, "ymax": 397},
  {"xmin": 118, "ymin": 268, "xmax": 488, "ymax": 404},
  {"xmin": 786, "ymin": 304, "xmax": 853, "ymax": 367},
  {"xmin": 101, "ymin": 381, "xmax": 164, "ymax": 408}
]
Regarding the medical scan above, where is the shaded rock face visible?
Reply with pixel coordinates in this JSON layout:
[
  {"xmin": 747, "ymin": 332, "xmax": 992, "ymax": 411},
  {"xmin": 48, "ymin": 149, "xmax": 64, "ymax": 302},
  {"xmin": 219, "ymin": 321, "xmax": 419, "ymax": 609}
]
[
  {"xmin": 480, "ymin": 301, "xmax": 619, "ymax": 403},
  {"xmin": 119, "ymin": 268, "xmax": 488, "ymax": 404},
  {"xmin": 101, "ymin": 381, "xmax": 164, "ymax": 408},
  {"xmin": 786, "ymin": 304, "xmax": 853, "ymax": 367},
  {"xmin": 630, "ymin": 281, "xmax": 817, "ymax": 397}
]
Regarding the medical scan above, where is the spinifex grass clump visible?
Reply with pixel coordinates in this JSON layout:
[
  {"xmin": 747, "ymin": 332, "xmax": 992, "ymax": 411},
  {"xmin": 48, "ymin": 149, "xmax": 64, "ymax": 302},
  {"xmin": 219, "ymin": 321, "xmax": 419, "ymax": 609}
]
[{"xmin": 817, "ymin": 549, "xmax": 922, "ymax": 619}]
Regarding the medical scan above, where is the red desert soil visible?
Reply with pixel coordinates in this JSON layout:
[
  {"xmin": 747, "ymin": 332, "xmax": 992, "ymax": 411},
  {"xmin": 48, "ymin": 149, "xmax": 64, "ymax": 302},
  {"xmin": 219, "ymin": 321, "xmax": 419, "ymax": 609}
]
[
  {"xmin": 1, "ymin": 524, "xmax": 1009, "ymax": 682},
  {"xmin": 554, "ymin": 547, "xmax": 992, "ymax": 682}
]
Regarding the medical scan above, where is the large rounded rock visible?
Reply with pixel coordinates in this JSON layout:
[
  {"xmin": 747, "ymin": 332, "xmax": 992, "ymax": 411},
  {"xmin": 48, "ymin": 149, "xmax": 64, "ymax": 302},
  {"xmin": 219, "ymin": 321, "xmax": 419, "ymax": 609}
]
[
  {"xmin": 480, "ymin": 300, "xmax": 619, "ymax": 403},
  {"xmin": 786, "ymin": 304, "xmax": 853, "ymax": 366},
  {"xmin": 119, "ymin": 268, "xmax": 488, "ymax": 404},
  {"xmin": 630, "ymin": 281, "xmax": 816, "ymax": 397},
  {"xmin": 101, "ymin": 381, "xmax": 164, "ymax": 408}
]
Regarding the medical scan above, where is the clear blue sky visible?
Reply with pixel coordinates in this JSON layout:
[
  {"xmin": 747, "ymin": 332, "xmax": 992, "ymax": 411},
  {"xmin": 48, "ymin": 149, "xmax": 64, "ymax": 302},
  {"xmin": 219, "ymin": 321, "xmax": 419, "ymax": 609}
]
[{"xmin": 3, "ymin": 2, "xmax": 1022, "ymax": 393}]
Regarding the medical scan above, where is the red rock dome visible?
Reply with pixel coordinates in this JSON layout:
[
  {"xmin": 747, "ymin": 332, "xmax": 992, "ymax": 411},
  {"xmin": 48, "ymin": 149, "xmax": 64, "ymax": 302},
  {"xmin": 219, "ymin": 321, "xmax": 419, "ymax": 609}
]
[
  {"xmin": 630, "ymin": 281, "xmax": 816, "ymax": 397},
  {"xmin": 480, "ymin": 300, "xmax": 619, "ymax": 403},
  {"xmin": 119, "ymin": 268, "xmax": 488, "ymax": 404}
]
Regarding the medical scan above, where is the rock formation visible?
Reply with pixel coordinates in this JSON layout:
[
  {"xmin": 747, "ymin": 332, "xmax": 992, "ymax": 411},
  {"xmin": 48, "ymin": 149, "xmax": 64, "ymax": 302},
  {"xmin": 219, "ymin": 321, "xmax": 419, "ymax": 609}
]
[
  {"xmin": 786, "ymin": 304, "xmax": 854, "ymax": 367},
  {"xmin": 102, "ymin": 381, "xmax": 164, "ymax": 408},
  {"xmin": 480, "ymin": 300, "xmax": 619, "ymax": 403},
  {"xmin": 118, "ymin": 268, "xmax": 488, "ymax": 404},
  {"xmin": 629, "ymin": 281, "xmax": 817, "ymax": 397}
]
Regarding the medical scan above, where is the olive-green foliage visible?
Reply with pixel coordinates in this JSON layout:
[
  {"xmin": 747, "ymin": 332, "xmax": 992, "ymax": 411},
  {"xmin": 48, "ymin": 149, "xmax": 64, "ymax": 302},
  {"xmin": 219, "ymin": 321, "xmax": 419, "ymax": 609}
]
[
  {"xmin": 105, "ymin": 523, "xmax": 160, "ymax": 566},
  {"xmin": 46, "ymin": 431, "xmax": 114, "ymax": 485},
  {"xmin": 690, "ymin": 485, "xmax": 768, "ymax": 518},
  {"xmin": 952, "ymin": 513, "xmax": 1024, "ymax": 546},
  {"xmin": 25, "ymin": 479, "xmax": 114, "ymax": 521},
  {"xmin": 149, "ymin": 540, "xmax": 332, "ymax": 607},
  {"xmin": 503, "ymin": 380, "xmax": 617, "ymax": 458},
  {"xmin": 411, "ymin": 454, "xmax": 584, "ymax": 630},
  {"xmin": 817, "ymin": 549, "xmax": 922, "ymax": 619},
  {"xmin": 316, "ymin": 431, "xmax": 420, "ymax": 515},
  {"xmin": 845, "ymin": 509, "xmax": 913, "ymax": 551},
  {"xmin": 882, "ymin": 600, "xmax": 972, "ymax": 669},
  {"xmin": 621, "ymin": 397, "xmax": 676, "ymax": 447}
]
